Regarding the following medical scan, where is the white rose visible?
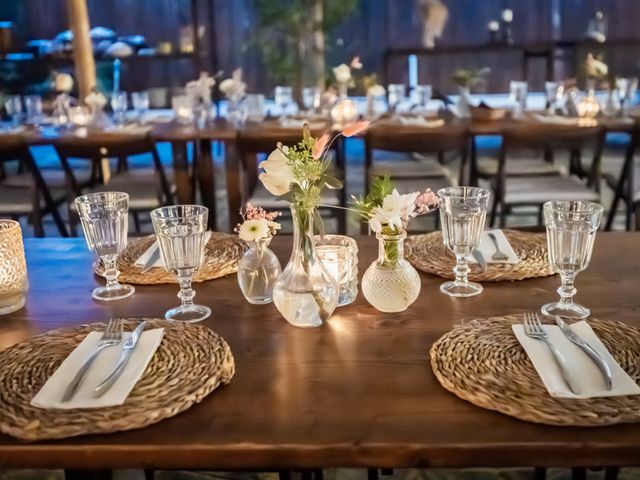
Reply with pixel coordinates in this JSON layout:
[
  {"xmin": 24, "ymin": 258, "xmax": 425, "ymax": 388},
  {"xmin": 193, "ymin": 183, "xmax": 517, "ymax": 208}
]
[
  {"xmin": 368, "ymin": 84, "xmax": 386, "ymax": 97},
  {"xmin": 55, "ymin": 73, "xmax": 73, "ymax": 93},
  {"xmin": 259, "ymin": 147, "xmax": 296, "ymax": 196},
  {"xmin": 333, "ymin": 64, "xmax": 352, "ymax": 84},
  {"xmin": 219, "ymin": 78, "xmax": 235, "ymax": 95}
]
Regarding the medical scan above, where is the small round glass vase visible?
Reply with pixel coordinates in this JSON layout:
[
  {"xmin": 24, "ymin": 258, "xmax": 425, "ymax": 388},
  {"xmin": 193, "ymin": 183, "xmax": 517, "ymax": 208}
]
[
  {"xmin": 237, "ymin": 238, "xmax": 282, "ymax": 305},
  {"xmin": 362, "ymin": 231, "xmax": 421, "ymax": 313}
]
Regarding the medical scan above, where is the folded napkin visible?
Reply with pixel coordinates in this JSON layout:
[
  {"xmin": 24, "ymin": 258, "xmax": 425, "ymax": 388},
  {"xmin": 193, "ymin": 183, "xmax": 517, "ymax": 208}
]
[
  {"xmin": 530, "ymin": 113, "xmax": 581, "ymax": 126},
  {"xmin": 468, "ymin": 229, "xmax": 518, "ymax": 264},
  {"xmin": 279, "ymin": 118, "xmax": 326, "ymax": 130},
  {"xmin": 0, "ymin": 125, "xmax": 25, "ymax": 135},
  {"xmin": 134, "ymin": 231, "xmax": 212, "ymax": 269},
  {"xmin": 513, "ymin": 320, "xmax": 640, "ymax": 399},
  {"xmin": 398, "ymin": 116, "xmax": 445, "ymax": 128},
  {"xmin": 31, "ymin": 328, "xmax": 164, "ymax": 409}
]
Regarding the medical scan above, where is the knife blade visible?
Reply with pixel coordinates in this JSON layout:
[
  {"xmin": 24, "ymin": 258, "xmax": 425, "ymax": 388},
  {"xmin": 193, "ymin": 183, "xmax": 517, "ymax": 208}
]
[
  {"xmin": 554, "ymin": 315, "xmax": 613, "ymax": 390},
  {"xmin": 140, "ymin": 243, "xmax": 161, "ymax": 273},
  {"xmin": 93, "ymin": 321, "xmax": 147, "ymax": 397},
  {"xmin": 471, "ymin": 249, "xmax": 488, "ymax": 272}
]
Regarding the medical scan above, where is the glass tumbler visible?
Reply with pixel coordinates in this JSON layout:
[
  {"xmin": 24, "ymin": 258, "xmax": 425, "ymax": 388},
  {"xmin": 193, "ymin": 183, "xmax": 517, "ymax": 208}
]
[
  {"xmin": 110, "ymin": 91, "xmax": 128, "ymax": 124},
  {"xmin": 509, "ymin": 81, "xmax": 528, "ymax": 116},
  {"xmin": 274, "ymin": 86, "xmax": 294, "ymax": 121},
  {"xmin": 151, "ymin": 205, "xmax": 211, "ymax": 322},
  {"xmin": 302, "ymin": 87, "xmax": 321, "ymax": 115},
  {"xmin": 314, "ymin": 235, "xmax": 359, "ymax": 307},
  {"xmin": 438, "ymin": 187, "xmax": 491, "ymax": 297},
  {"xmin": 411, "ymin": 84, "xmax": 433, "ymax": 112},
  {"xmin": 4, "ymin": 95, "xmax": 22, "ymax": 126},
  {"xmin": 25, "ymin": 95, "xmax": 43, "ymax": 125},
  {"xmin": 244, "ymin": 94, "xmax": 266, "ymax": 122},
  {"xmin": 387, "ymin": 83, "xmax": 406, "ymax": 113},
  {"xmin": 75, "ymin": 192, "xmax": 135, "ymax": 301},
  {"xmin": 541, "ymin": 200, "xmax": 603, "ymax": 319},
  {"xmin": 0, "ymin": 220, "xmax": 28, "ymax": 315},
  {"xmin": 131, "ymin": 91, "xmax": 150, "ymax": 120},
  {"xmin": 545, "ymin": 81, "xmax": 562, "ymax": 114}
]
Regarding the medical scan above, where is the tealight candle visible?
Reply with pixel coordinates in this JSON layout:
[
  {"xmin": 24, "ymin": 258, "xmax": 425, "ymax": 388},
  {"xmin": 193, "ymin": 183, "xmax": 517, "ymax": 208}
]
[
  {"xmin": 502, "ymin": 9, "xmax": 513, "ymax": 23},
  {"xmin": 488, "ymin": 20, "xmax": 500, "ymax": 32},
  {"xmin": 314, "ymin": 235, "xmax": 358, "ymax": 307},
  {"xmin": 172, "ymin": 95, "xmax": 194, "ymax": 124},
  {"xmin": 69, "ymin": 106, "xmax": 90, "ymax": 127}
]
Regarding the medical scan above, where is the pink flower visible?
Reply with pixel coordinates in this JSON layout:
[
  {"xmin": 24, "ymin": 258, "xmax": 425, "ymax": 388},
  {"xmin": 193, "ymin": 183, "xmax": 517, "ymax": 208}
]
[
  {"xmin": 415, "ymin": 189, "xmax": 440, "ymax": 214},
  {"xmin": 242, "ymin": 203, "xmax": 280, "ymax": 222},
  {"xmin": 312, "ymin": 133, "xmax": 331, "ymax": 160},
  {"xmin": 350, "ymin": 56, "xmax": 363, "ymax": 70},
  {"xmin": 342, "ymin": 121, "xmax": 370, "ymax": 138}
]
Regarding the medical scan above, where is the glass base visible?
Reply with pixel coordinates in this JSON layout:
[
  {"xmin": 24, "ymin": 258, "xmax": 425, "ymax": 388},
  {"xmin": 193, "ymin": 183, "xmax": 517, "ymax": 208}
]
[
  {"xmin": 440, "ymin": 280, "xmax": 483, "ymax": 298},
  {"xmin": 541, "ymin": 302, "xmax": 590, "ymax": 319},
  {"xmin": 245, "ymin": 296, "xmax": 273, "ymax": 305},
  {"xmin": 165, "ymin": 304, "xmax": 212, "ymax": 323},
  {"xmin": 92, "ymin": 284, "xmax": 135, "ymax": 302},
  {"xmin": 0, "ymin": 293, "xmax": 26, "ymax": 315}
]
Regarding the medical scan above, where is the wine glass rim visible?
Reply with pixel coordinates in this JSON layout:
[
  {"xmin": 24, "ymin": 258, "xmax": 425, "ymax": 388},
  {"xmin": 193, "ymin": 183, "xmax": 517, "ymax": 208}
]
[
  {"xmin": 75, "ymin": 191, "xmax": 129, "ymax": 204},
  {"xmin": 150, "ymin": 204, "xmax": 209, "ymax": 220},
  {"xmin": 543, "ymin": 200, "xmax": 604, "ymax": 214},
  {"xmin": 437, "ymin": 187, "xmax": 491, "ymax": 199}
]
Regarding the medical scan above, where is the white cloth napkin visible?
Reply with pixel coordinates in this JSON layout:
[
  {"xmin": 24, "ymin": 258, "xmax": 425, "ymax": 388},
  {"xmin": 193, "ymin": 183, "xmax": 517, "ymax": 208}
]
[
  {"xmin": 31, "ymin": 328, "xmax": 164, "ymax": 409},
  {"xmin": 468, "ymin": 229, "xmax": 519, "ymax": 264},
  {"xmin": 530, "ymin": 113, "xmax": 581, "ymax": 126},
  {"xmin": 398, "ymin": 116, "xmax": 445, "ymax": 128},
  {"xmin": 513, "ymin": 320, "xmax": 640, "ymax": 399},
  {"xmin": 134, "ymin": 231, "xmax": 212, "ymax": 269}
]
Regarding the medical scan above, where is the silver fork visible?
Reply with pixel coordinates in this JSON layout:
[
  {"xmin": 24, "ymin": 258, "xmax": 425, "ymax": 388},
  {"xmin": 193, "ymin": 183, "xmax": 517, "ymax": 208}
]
[
  {"xmin": 523, "ymin": 312, "xmax": 579, "ymax": 394},
  {"xmin": 61, "ymin": 317, "xmax": 124, "ymax": 402},
  {"xmin": 488, "ymin": 232, "xmax": 509, "ymax": 261}
]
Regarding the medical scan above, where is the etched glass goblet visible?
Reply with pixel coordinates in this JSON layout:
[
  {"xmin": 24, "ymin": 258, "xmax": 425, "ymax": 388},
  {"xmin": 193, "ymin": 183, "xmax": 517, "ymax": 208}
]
[
  {"xmin": 151, "ymin": 205, "xmax": 211, "ymax": 322},
  {"xmin": 542, "ymin": 200, "xmax": 603, "ymax": 319},
  {"xmin": 75, "ymin": 192, "xmax": 135, "ymax": 301},
  {"xmin": 438, "ymin": 187, "xmax": 491, "ymax": 297}
]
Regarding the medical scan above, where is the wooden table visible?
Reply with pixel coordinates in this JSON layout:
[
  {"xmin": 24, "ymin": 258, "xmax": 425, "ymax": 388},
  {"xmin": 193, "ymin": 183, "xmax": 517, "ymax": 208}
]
[{"xmin": 1, "ymin": 234, "xmax": 640, "ymax": 471}]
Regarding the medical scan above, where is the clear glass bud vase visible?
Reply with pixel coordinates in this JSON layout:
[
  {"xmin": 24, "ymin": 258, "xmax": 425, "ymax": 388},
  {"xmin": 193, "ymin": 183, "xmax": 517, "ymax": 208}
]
[
  {"xmin": 273, "ymin": 206, "xmax": 339, "ymax": 328},
  {"xmin": 362, "ymin": 231, "xmax": 421, "ymax": 313},
  {"xmin": 237, "ymin": 238, "xmax": 282, "ymax": 304}
]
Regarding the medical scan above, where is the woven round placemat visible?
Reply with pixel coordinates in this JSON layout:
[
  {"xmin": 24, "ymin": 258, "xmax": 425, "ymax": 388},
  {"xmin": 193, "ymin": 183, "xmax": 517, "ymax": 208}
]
[
  {"xmin": 406, "ymin": 229, "xmax": 553, "ymax": 281},
  {"xmin": 95, "ymin": 232, "xmax": 247, "ymax": 285},
  {"xmin": 430, "ymin": 314, "xmax": 640, "ymax": 426},
  {"xmin": 0, "ymin": 319, "xmax": 235, "ymax": 441}
]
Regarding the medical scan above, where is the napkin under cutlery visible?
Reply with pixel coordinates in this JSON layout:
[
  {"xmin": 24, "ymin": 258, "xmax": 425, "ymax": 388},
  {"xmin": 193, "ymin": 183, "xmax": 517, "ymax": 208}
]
[
  {"xmin": 530, "ymin": 114, "xmax": 581, "ymax": 126},
  {"xmin": 468, "ymin": 229, "xmax": 519, "ymax": 265},
  {"xmin": 513, "ymin": 320, "xmax": 640, "ymax": 399},
  {"xmin": 134, "ymin": 231, "xmax": 212, "ymax": 270},
  {"xmin": 31, "ymin": 328, "xmax": 164, "ymax": 409}
]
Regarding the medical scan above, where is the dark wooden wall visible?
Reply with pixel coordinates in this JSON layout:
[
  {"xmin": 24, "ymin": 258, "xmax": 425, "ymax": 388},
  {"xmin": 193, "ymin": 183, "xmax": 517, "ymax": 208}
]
[{"xmin": 2, "ymin": 0, "xmax": 640, "ymax": 94}]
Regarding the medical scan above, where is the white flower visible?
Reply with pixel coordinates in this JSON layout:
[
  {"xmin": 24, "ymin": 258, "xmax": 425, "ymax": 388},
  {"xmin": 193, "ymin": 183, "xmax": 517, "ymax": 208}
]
[
  {"xmin": 585, "ymin": 53, "xmax": 608, "ymax": 78},
  {"xmin": 369, "ymin": 217, "xmax": 382, "ymax": 233},
  {"xmin": 258, "ymin": 146, "xmax": 296, "ymax": 196},
  {"xmin": 85, "ymin": 90, "xmax": 107, "ymax": 110},
  {"xmin": 333, "ymin": 64, "xmax": 352, "ymax": 84},
  {"xmin": 369, "ymin": 189, "xmax": 419, "ymax": 231},
  {"xmin": 367, "ymin": 84, "xmax": 386, "ymax": 97},
  {"xmin": 55, "ymin": 73, "xmax": 73, "ymax": 93},
  {"xmin": 219, "ymin": 79, "xmax": 235, "ymax": 94},
  {"xmin": 268, "ymin": 221, "xmax": 281, "ymax": 231},
  {"xmin": 238, "ymin": 219, "xmax": 270, "ymax": 242}
]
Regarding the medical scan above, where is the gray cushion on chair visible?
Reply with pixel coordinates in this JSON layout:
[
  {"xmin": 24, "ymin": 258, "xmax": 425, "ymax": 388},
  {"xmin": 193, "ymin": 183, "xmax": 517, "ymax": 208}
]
[
  {"xmin": 478, "ymin": 157, "xmax": 565, "ymax": 177},
  {"xmin": 0, "ymin": 185, "xmax": 66, "ymax": 214},
  {"xmin": 388, "ymin": 176, "xmax": 453, "ymax": 195},
  {"xmin": 248, "ymin": 183, "xmax": 341, "ymax": 210},
  {"xmin": 371, "ymin": 158, "xmax": 449, "ymax": 178},
  {"xmin": 504, "ymin": 176, "xmax": 599, "ymax": 204},
  {"xmin": 2, "ymin": 169, "xmax": 92, "ymax": 189}
]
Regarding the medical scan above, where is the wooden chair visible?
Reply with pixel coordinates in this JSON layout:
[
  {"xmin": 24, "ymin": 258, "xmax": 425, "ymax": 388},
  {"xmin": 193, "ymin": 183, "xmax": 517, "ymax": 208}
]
[
  {"xmin": 490, "ymin": 124, "xmax": 604, "ymax": 227},
  {"xmin": 54, "ymin": 132, "xmax": 174, "ymax": 235},
  {"xmin": 605, "ymin": 125, "xmax": 640, "ymax": 231},
  {"xmin": 0, "ymin": 136, "xmax": 68, "ymax": 237},
  {"xmin": 235, "ymin": 124, "xmax": 347, "ymax": 234}
]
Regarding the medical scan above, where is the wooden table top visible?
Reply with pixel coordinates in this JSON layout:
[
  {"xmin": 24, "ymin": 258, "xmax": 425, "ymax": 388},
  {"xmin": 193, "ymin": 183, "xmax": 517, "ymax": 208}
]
[{"xmin": 1, "ymin": 234, "xmax": 640, "ymax": 470}]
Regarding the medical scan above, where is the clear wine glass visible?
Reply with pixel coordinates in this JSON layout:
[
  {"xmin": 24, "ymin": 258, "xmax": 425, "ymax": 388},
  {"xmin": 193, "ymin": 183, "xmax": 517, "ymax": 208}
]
[
  {"xmin": 438, "ymin": 187, "xmax": 491, "ymax": 297},
  {"xmin": 110, "ymin": 91, "xmax": 128, "ymax": 125},
  {"xmin": 75, "ymin": 192, "xmax": 135, "ymax": 302},
  {"xmin": 131, "ymin": 91, "xmax": 150, "ymax": 121},
  {"xmin": 274, "ymin": 86, "xmax": 293, "ymax": 122},
  {"xmin": 387, "ymin": 83, "xmax": 406, "ymax": 115},
  {"xmin": 4, "ymin": 95, "xmax": 22, "ymax": 127},
  {"xmin": 302, "ymin": 87, "xmax": 320, "ymax": 116},
  {"xmin": 410, "ymin": 84, "xmax": 432, "ymax": 113},
  {"xmin": 509, "ymin": 80, "xmax": 528, "ymax": 116},
  {"xmin": 544, "ymin": 81, "xmax": 562, "ymax": 114},
  {"xmin": 541, "ymin": 200, "xmax": 603, "ymax": 319},
  {"xmin": 150, "ymin": 205, "xmax": 211, "ymax": 323},
  {"xmin": 24, "ymin": 95, "xmax": 43, "ymax": 126}
]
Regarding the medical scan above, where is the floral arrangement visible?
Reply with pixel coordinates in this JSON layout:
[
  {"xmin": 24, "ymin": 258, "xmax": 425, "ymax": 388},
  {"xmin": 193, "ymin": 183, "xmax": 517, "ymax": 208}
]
[
  {"xmin": 186, "ymin": 72, "xmax": 216, "ymax": 105},
  {"xmin": 236, "ymin": 203, "xmax": 281, "ymax": 243},
  {"xmin": 54, "ymin": 72, "xmax": 74, "ymax": 93},
  {"xmin": 452, "ymin": 67, "xmax": 491, "ymax": 89},
  {"xmin": 332, "ymin": 57, "xmax": 363, "ymax": 90},
  {"xmin": 584, "ymin": 53, "xmax": 608, "ymax": 81},
  {"xmin": 219, "ymin": 68, "xmax": 247, "ymax": 103}
]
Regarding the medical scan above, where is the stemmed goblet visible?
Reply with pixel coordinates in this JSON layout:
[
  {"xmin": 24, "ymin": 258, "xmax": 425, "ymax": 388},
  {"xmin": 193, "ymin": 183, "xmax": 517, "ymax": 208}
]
[
  {"xmin": 150, "ymin": 205, "xmax": 211, "ymax": 322},
  {"xmin": 438, "ymin": 187, "xmax": 491, "ymax": 297},
  {"xmin": 275, "ymin": 86, "xmax": 293, "ymax": 122},
  {"xmin": 541, "ymin": 200, "xmax": 603, "ymax": 319},
  {"xmin": 75, "ymin": 192, "xmax": 135, "ymax": 301}
]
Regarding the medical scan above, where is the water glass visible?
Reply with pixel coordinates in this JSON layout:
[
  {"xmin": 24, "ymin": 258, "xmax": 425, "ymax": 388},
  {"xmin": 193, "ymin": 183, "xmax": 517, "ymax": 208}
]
[
  {"xmin": 110, "ymin": 91, "xmax": 128, "ymax": 124},
  {"xmin": 545, "ymin": 81, "xmax": 562, "ymax": 114},
  {"xmin": 314, "ymin": 235, "xmax": 358, "ymax": 307},
  {"xmin": 244, "ymin": 93, "xmax": 265, "ymax": 121},
  {"xmin": 302, "ymin": 87, "xmax": 321, "ymax": 115},
  {"xmin": 438, "ymin": 187, "xmax": 491, "ymax": 297},
  {"xmin": 150, "ymin": 205, "xmax": 211, "ymax": 323},
  {"xmin": 4, "ymin": 95, "xmax": 22, "ymax": 126},
  {"xmin": 131, "ymin": 91, "xmax": 150, "ymax": 120},
  {"xmin": 410, "ymin": 84, "xmax": 433, "ymax": 112},
  {"xmin": 509, "ymin": 81, "xmax": 528, "ymax": 116},
  {"xmin": 0, "ymin": 220, "xmax": 28, "ymax": 315},
  {"xmin": 616, "ymin": 77, "xmax": 638, "ymax": 116},
  {"xmin": 274, "ymin": 86, "xmax": 293, "ymax": 121},
  {"xmin": 172, "ymin": 94, "xmax": 194, "ymax": 124},
  {"xmin": 24, "ymin": 95, "xmax": 43, "ymax": 125},
  {"xmin": 388, "ymin": 84, "xmax": 406, "ymax": 113},
  {"xmin": 541, "ymin": 200, "xmax": 603, "ymax": 319},
  {"xmin": 75, "ymin": 192, "xmax": 135, "ymax": 302}
]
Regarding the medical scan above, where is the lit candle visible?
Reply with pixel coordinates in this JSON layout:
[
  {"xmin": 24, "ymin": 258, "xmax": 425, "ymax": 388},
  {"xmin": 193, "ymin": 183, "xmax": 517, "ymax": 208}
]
[
  {"xmin": 488, "ymin": 20, "xmax": 500, "ymax": 32},
  {"xmin": 315, "ymin": 235, "xmax": 358, "ymax": 307},
  {"xmin": 502, "ymin": 9, "xmax": 513, "ymax": 23}
]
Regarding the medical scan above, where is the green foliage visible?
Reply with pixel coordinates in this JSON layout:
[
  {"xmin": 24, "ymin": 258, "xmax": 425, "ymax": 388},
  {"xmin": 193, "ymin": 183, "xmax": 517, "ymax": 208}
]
[
  {"xmin": 352, "ymin": 175, "xmax": 394, "ymax": 219},
  {"xmin": 452, "ymin": 67, "xmax": 491, "ymax": 89}
]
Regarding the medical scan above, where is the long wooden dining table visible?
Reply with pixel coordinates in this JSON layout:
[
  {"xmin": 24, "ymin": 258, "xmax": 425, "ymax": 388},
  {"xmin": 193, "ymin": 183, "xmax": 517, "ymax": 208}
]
[{"xmin": 0, "ymin": 233, "xmax": 639, "ymax": 472}]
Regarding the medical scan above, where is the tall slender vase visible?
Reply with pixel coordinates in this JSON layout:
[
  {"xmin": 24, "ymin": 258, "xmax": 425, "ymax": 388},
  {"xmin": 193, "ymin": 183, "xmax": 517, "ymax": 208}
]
[
  {"xmin": 455, "ymin": 86, "xmax": 472, "ymax": 118},
  {"xmin": 273, "ymin": 206, "xmax": 339, "ymax": 328},
  {"xmin": 362, "ymin": 231, "xmax": 421, "ymax": 313}
]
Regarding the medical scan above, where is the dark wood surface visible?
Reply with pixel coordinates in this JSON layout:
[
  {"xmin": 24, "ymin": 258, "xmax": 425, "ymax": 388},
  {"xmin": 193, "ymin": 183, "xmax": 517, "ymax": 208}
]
[{"xmin": 1, "ymin": 234, "xmax": 640, "ymax": 470}]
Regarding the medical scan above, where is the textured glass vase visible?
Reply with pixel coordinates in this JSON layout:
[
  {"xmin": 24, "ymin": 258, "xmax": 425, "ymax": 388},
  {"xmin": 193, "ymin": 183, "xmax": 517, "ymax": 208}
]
[
  {"xmin": 237, "ymin": 238, "xmax": 281, "ymax": 305},
  {"xmin": 362, "ymin": 231, "xmax": 421, "ymax": 313},
  {"xmin": 273, "ymin": 206, "xmax": 339, "ymax": 328},
  {"xmin": 0, "ymin": 220, "xmax": 28, "ymax": 315}
]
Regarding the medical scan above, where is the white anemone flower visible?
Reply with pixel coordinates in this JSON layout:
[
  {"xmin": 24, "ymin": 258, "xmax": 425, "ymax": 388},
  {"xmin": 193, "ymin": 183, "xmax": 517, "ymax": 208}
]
[{"xmin": 238, "ymin": 219, "xmax": 270, "ymax": 242}]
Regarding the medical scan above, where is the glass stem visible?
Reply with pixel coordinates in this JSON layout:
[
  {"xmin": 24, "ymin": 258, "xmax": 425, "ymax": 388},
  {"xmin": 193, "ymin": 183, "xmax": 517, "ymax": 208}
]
[
  {"xmin": 177, "ymin": 274, "xmax": 195, "ymax": 308},
  {"xmin": 557, "ymin": 272, "xmax": 577, "ymax": 306},
  {"xmin": 102, "ymin": 256, "xmax": 120, "ymax": 289},
  {"xmin": 453, "ymin": 253, "xmax": 470, "ymax": 286}
]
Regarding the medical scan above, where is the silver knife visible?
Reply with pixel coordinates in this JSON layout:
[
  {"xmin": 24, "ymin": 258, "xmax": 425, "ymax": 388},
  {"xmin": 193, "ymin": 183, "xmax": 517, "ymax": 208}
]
[
  {"xmin": 93, "ymin": 321, "xmax": 147, "ymax": 397},
  {"xmin": 140, "ymin": 243, "xmax": 161, "ymax": 273},
  {"xmin": 554, "ymin": 315, "xmax": 613, "ymax": 390},
  {"xmin": 471, "ymin": 249, "xmax": 488, "ymax": 272}
]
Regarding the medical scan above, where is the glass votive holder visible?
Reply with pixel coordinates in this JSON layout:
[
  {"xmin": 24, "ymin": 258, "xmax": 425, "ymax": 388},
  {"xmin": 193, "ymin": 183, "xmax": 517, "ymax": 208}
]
[
  {"xmin": 0, "ymin": 220, "xmax": 28, "ymax": 315},
  {"xmin": 172, "ymin": 94, "xmax": 194, "ymax": 124},
  {"xmin": 245, "ymin": 93, "xmax": 266, "ymax": 122},
  {"xmin": 314, "ymin": 235, "xmax": 358, "ymax": 307}
]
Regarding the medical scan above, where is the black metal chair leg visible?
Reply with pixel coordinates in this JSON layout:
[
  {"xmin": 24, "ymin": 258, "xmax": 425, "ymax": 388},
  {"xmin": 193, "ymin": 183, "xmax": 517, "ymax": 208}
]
[
  {"xmin": 571, "ymin": 467, "xmax": 587, "ymax": 480},
  {"xmin": 604, "ymin": 466, "xmax": 620, "ymax": 480},
  {"xmin": 533, "ymin": 466, "xmax": 547, "ymax": 480},
  {"xmin": 367, "ymin": 468, "xmax": 379, "ymax": 480},
  {"xmin": 144, "ymin": 469, "xmax": 155, "ymax": 480}
]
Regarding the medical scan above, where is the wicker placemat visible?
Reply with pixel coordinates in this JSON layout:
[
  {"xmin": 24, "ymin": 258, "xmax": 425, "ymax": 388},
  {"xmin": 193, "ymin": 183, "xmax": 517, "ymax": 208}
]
[
  {"xmin": 0, "ymin": 319, "xmax": 235, "ymax": 441},
  {"xmin": 95, "ymin": 232, "xmax": 247, "ymax": 285},
  {"xmin": 430, "ymin": 314, "xmax": 640, "ymax": 426},
  {"xmin": 406, "ymin": 229, "xmax": 553, "ymax": 281}
]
